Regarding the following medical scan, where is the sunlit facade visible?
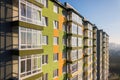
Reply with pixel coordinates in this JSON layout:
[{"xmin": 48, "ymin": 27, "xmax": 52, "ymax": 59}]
[{"xmin": 0, "ymin": 0, "xmax": 109, "ymax": 80}]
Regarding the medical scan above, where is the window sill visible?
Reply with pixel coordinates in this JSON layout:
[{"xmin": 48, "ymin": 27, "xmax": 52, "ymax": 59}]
[
  {"xmin": 42, "ymin": 63, "xmax": 48, "ymax": 65},
  {"xmin": 54, "ymin": 60, "xmax": 58, "ymax": 62},
  {"xmin": 53, "ymin": 76, "xmax": 58, "ymax": 79}
]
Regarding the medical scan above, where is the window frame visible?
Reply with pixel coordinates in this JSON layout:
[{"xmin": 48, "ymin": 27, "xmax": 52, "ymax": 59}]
[
  {"xmin": 53, "ymin": 69, "xmax": 58, "ymax": 78},
  {"xmin": 19, "ymin": 0, "xmax": 42, "ymax": 26},
  {"xmin": 20, "ymin": 54, "xmax": 42, "ymax": 79},
  {"xmin": 42, "ymin": 16, "xmax": 48, "ymax": 27},
  {"xmin": 53, "ymin": 3, "xmax": 59, "ymax": 13},
  {"xmin": 53, "ymin": 37, "xmax": 59, "ymax": 45},
  {"xmin": 42, "ymin": 36, "xmax": 48, "ymax": 45},
  {"xmin": 53, "ymin": 20, "xmax": 59, "ymax": 29},
  {"xmin": 53, "ymin": 53, "xmax": 59, "ymax": 61},
  {"xmin": 19, "ymin": 27, "xmax": 42, "ymax": 50},
  {"xmin": 42, "ymin": 54, "xmax": 48, "ymax": 65}
]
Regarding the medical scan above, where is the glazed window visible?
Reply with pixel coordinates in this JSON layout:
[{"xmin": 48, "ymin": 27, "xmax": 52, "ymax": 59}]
[
  {"xmin": 71, "ymin": 23, "xmax": 77, "ymax": 34},
  {"xmin": 42, "ymin": 55, "xmax": 48, "ymax": 64},
  {"xmin": 78, "ymin": 38, "xmax": 82, "ymax": 47},
  {"xmin": 19, "ymin": 27, "xmax": 42, "ymax": 49},
  {"xmin": 20, "ymin": 54, "xmax": 42, "ymax": 78},
  {"xmin": 53, "ymin": 53, "xmax": 58, "ymax": 61},
  {"xmin": 70, "ymin": 50, "xmax": 78, "ymax": 61},
  {"xmin": 53, "ymin": 37, "xmax": 59, "ymax": 45},
  {"xmin": 21, "ymin": 3, "xmax": 26, "ymax": 17},
  {"xmin": 71, "ymin": 62, "xmax": 78, "ymax": 73},
  {"xmin": 71, "ymin": 37, "xmax": 77, "ymax": 47},
  {"xmin": 53, "ymin": 69, "xmax": 58, "ymax": 78},
  {"xmin": 20, "ymin": 0, "xmax": 42, "ymax": 25},
  {"xmin": 53, "ymin": 20, "xmax": 59, "ymax": 29},
  {"xmin": 42, "ymin": 73, "xmax": 48, "ymax": 80},
  {"xmin": 42, "ymin": 16, "xmax": 48, "ymax": 26},
  {"xmin": 53, "ymin": 3, "xmax": 59, "ymax": 13},
  {"xmin": 62, "ymin": 65, "xmax": 67, "ymax": 73},
  {"xmin": 43, "ymin": 36, "xmax": 48, "ymax": 45},
  {"xmin": 78, "ymin": 26, "xmax": 83, "ymax": 35}
]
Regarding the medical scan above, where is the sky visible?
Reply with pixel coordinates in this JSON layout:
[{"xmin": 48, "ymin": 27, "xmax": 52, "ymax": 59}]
[{"xmin": 60, "ymin": 0, "xmax": 120, "ymax": 44}]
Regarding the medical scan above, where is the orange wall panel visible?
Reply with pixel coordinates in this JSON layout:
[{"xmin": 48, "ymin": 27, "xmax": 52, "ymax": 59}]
[
  {"xmin": 53, "ymin": 45, "xmax": 59, "ymax": 53},
  {"xmin": 58, "ymin": 14, "xmax": 65, "ymax": 30},
  {"xmin": 54, "ymin": 29, "xmax": 59, "ymax": 37},
  {"xmin": 53, "ymin": 77, "xmax": 59, "ymax": 80}
]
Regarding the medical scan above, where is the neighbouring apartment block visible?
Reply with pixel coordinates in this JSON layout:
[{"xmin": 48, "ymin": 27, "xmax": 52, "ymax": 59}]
[{"xmin": 0, "ymin": 0, "xmax": 109, "ymax": 80}]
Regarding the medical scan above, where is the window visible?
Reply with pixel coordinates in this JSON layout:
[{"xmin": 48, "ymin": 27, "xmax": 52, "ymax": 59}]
[
  {"xmin": 78, "ymin": 26, "xmax": 82, "ymax": 35},
  {"xmin": 62, "ymin": 23, "xmax": 66, "ymax": 31},
  {"xmin": 78, "ymin": 73, "xmax": 83, "ymax": 80},
  {"xmin": 53, "ymin": 3, "xmax": 59, "ymax": 13},
  {"xmin": 27, "ymin": 6, "xmax": 32, "ymax": 19},
  {"xmin": 53, "ymin": 37, "xmax": 59, "ymax": 45},
  {"xmin": 53, "ymin": 53, "xmax": 58, "ymax": 61},
  {"xmin": 42, "ymin": 16, "xmax": 48, "ymax": 26},
  {"xmin": 71, "ymin": 37, "xmax": 77, "ymax": 47},
  {"xmin": 42, "ymin": 55, "xmax": 48, "ymax": 64},
  {"xmin": 78, "ymin": 49, "xmax": 83, "ymax": 59},
  {"xmin": 71, "ymin": 62, "xmax": 78, "ymax": 73},
  {"xmin": 43, "ymin": 0, "xmax": 48, "ymax": 7},
  {"xmin": 88, "ymin": 48, "xmax": 92, "ymax": 55},
  {"xmin": 20, "ymin": 54, "xmax": 42, "ymax": 78},
  {"xmin": 19, "ymin": 27, "xmax": 42, "ymax": 49},
  {"xmin": 53, "ymin": 20, "xmax": 59, "ymax": 29},
  {"xmin": 71, "ymin": 75, "xmax": 78, "ymax": 80},
  {"xmin": 63, "ymin": 37, "xmax": 66, "ymax": 45},
  {"xmin": 78, "ymin": 60, "xmax": 83, "ymax": 70},
  {"xmin": 43, "ymin": 36, "xmax": 48, "ymax": 45},
  {"xmin": 88, "ymin": 24, "xmax": 93, "ymax": 30},
  {"xmin": 71, "ymin": 50, "xmax": 77, "ymax": 61},
  {"xmin": 62, "ymin": 50, "xmax": 66, "ymax": 59},
  {"xmin": 20, "ymin": 0, "xmax": 42, "ymax": 25},
  {"xmin": 62, "ymin": 65, "xmax": 67, "ymax": 73},
  {"xmin": 71, "ymin": 12, "xmax": 77, "ymax": 21},
  {"xmin": 42, "ymin": 73, "xmax": 48, "ymax": 80},
  {"xmin": 77, "ymin": 17, "xmax": 82, "ymax": 25},
  {"xmin": 53, "ymin": 69, "xmax": 58, "ymax": 78},
  {"xmin": 78, "ymin": 38, "xmax": 82, "ymax": 47},
  {"xmin": 21, "ymin": 3, "xmax": 26, "ymax": 17},
  {"xmin": 72, "ymin": 23, "xmax": 77, "ymax": 34}
]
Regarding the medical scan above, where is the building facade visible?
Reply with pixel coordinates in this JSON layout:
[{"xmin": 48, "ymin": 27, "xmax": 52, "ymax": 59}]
[
  {"xmin": 97, "ymin": 30, "xmax": 109, "ymax": 80},
  {"xmin": 0, "ymin": 0, "xmax": 109, "ymax": 80},
  {"xmin": 65, "ymin": 3, "xmax": 84, "ymax": 80},
  {"xmin": 83, "ymin": 21, "xmax": 94, "ymax": 80}
]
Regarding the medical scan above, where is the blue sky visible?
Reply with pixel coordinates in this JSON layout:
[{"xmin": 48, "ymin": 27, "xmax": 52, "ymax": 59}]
[{"xmin": 60, "ymin": 0, "xmax": 120, "ymax": 44}]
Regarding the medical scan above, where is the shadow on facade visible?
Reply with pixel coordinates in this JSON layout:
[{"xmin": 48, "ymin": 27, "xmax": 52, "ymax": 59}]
[{"xmin": 0, "ymin": 0, "xmax": 18, "ymax": 80}]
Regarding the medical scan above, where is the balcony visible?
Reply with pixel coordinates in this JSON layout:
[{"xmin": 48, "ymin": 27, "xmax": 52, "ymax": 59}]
[
  {"xmin": 19, "ymin": 0, "xmax": 44, "ymax": 27},
  {"xmin": 67, "ymin": 37, "xmax": 78, "ymax": 48},
  {"xmin": 12, "ymin": 26, "xmax": 43, "ymax": 55},
  {"xmin": 93, "ymin": 47, "xmax": 96, "ymax": 53},
  {"xmin": 93, "ymin": 34, "xmax": 97, "ymax": 39},
  {"xmin": 67, "ymin": 50, "xmax": 78, "ymax": 62},
  {"xmin": 84, "ymin": 48, "xmax": 92, "ymax": 56},
  {"xmin": 67, "ymin": 63, "xmax": 78, "ymax": 75},
  {"xmin": 93, "ymin": 29, "xmax": 97, "ymax": 33},
  {"xmin": 67, "ymin": 12, "xmax": 83, "ymax": 25}
]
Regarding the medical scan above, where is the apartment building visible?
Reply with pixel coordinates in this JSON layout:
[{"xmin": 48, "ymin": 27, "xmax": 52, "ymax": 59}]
[
  {"xmin": 102, "ymin": 32, "xmax": 109, "ymax": 80},
  {"xmin": 97, "ymin": 30, "xmax": 103, "ymax": 80},
  {"xmin": 83, "ymin": 21, "xmax": 94, "ymax": 80},
  {"xmin": 0, "ymin": 0, "xmax": 109, "ymax": 80},
  {"xmin": 97, "ymin": 30, "xmax": 109, "ymax": 80},
  {"xmin": 93, "ymin": 26, "xmax": 98, "ymax": 80},
  {"xmin": 65, "ymin": 3, "xmax": 84, "ymax": 80}
]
